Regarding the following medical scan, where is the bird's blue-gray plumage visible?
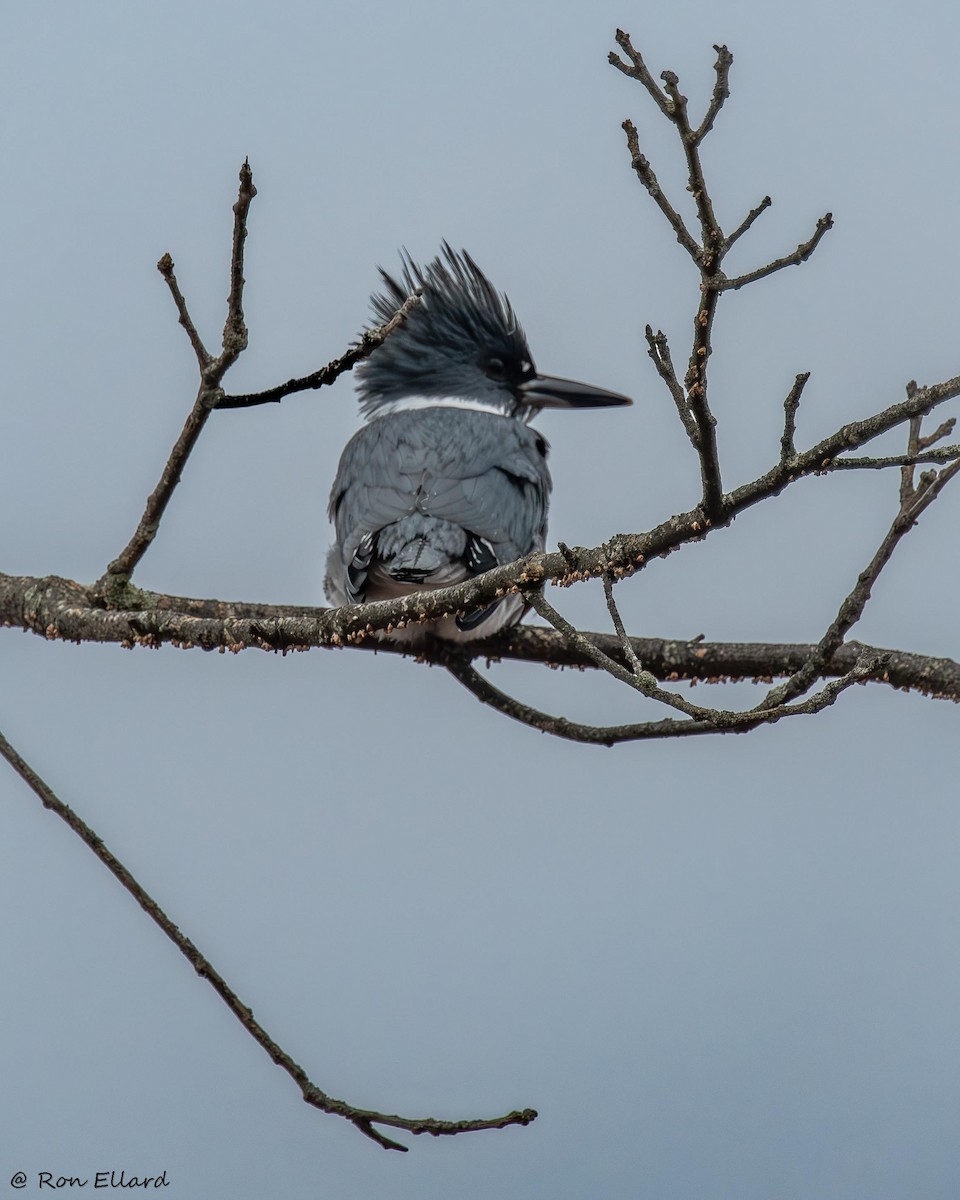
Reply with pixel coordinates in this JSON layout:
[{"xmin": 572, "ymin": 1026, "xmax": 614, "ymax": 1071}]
[{"xmin": 326, "ymin": 245, "xmax": 631, "ymax": 641}]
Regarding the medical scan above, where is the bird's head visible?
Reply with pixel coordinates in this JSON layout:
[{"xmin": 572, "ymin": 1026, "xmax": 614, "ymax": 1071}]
[{"xmin": 355, "ymin": 245, "xmax": 632, "ymax": 420}]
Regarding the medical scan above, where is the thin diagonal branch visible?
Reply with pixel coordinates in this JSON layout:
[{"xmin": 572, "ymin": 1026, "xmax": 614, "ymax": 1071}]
[
  {"xmin": 608, "ymin": 29, "xmax": 674, "ymax": 118},
  {"xmin": 645, "ymin": 325, "xmax": 700, "ymax": 447},
  {"xmin": 725, "ymin": 196, "xmax": 772, "ymax": 251},
  {"xmin": 528, "ymin": 587, "xmax": 881, "ymax": 735},
  {"xmin": 99, "ymin": 389, "xmax": 216, "ymax": 591},
  {"xmin": 621, "ymin": 120, "xmax": 700, "ymax": 260},
  {"xmin": 713, "ymin": 213, "xmax": 834, "ymax": 291},
  {"xmin": 446, "ymin": 637, "xmax": 880, "ymax": 746},
  {"xmin": 602, "ymin": 572, "xmax": 643, "ymax": 675},
  {"xmin": 98, "ymin": 163, "xmax": 260, "ymax": 595},
  {"xmin": 918, "ymin": 416, "xmax": 956, "ymax": 449},
  {"xmin": 94, "ymin": 166, "xmax": 419, "ymax": 596},
  {"xmin": 216, "ymin": 289, "xmax": 422, "ymax": 409},
  {"xmin": 761, "ymin": 446, "xmax": 960, "ymax": 710},
  {"xmin": 692, "ymin": 45, "xmax": 734, "ymax": 145},
  {"xmin": 157, "ymin": 253, "xmax": 211, "ymax": 368},
  {"xmin": 0, "ymin": 728, "xmax": 536, "ymax": 1151},
  {"xmin": 445, "ymin": 658, "xmax": 716, "ymax": 744},
  {"xmin": 526, "ymin": 586, "xmax": 715, "ymax": 720}
]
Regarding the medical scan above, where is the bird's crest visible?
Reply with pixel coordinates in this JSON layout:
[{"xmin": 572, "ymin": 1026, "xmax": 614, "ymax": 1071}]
[{"xmin": 356, "ymin": 244, "xmax": 532, "ymax": 415}]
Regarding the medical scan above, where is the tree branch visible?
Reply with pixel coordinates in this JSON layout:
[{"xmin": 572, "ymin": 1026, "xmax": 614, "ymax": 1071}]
[
  {"xmin": 215, "ymin": 289, "xmax": 422, "ymax": 409},
  {"xmin": 645, "ymin": 325, "xmax": 700, "ymax": 447},
  {"xmin": 0, "ymin": 727, "xmax": 536, "ymax": 1150},
  {"xmin": 97, "ymin": 163, "xmax": 259, "ymax": 596},
  {"xmin": 157, "ymin": 253, "xmax": 211, "ymax": 368},
  {"xmin": 220, "ymin": 158, "xmax": 257, "ymax": 368},
  {"xmin": 446, "ymin": 640, "xmax": 882, "ymax": 746},
  {"xmin": 620, "ymin": 120, "xmax": 701, "ymax": 260},
  {"xmin": 780, "ymin": 372, "xmax": 810, "ymax": 462},
  {"xmin": 526, "ymin": 584, "xmax": 883, "ymax": 738},
  {"xmin": 93, "ymin": 164, "xmax": 419, "ymax": 602},
  {"xmin": 692, "ymin": 44, "xmax": 734, "ymax": 145},
  {"xmin": 713, "ymin": 213, "xmax": 834, "ymax": 291},
  {"xmin": 608, "ymin": 29, "xmax": 675, "ymax": 119},
  {"xmin": 725, "ymin": 195, "xmax": 772, "ymax": 251},
  {"xmin": 762, "ymin": 425, "xmax": 960, "ymax": 709},
  {"xmin": 4, "ymin": 570, "xmax": 958, "ymax": 702},
  {"xmin": 6, "ymin": 353, "xmax": 960, "ymax": 669}
]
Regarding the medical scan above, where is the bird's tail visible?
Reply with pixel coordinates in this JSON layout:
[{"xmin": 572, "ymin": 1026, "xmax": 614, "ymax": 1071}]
[{"xmin": 376, "ymin": 515, "xmax": 470, "ymax": 587}]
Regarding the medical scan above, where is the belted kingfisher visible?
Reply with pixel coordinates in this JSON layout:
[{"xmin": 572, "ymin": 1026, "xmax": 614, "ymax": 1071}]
[{"xmin": 326, "ymin": 245, "xmax": 632, "ymax": 641}]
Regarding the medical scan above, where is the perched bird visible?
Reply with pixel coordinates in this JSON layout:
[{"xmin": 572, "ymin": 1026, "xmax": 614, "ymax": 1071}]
[{"xmin": 325, "ymin": 245, "xmax": 632, "ymax": 641}]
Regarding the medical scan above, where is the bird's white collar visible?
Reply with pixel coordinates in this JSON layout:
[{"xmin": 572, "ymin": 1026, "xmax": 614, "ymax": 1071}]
[{"xmin": 366, "ymin": 394, "xmax": 511, "ymax": 420}]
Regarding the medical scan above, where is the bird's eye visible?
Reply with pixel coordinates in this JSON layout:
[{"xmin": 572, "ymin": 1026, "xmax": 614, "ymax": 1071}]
[{"xmin": 485, "ymin": 357, "xmax": 507, "ymax": 381}]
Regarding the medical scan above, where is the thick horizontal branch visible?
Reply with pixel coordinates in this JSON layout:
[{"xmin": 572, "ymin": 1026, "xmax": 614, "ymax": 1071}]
[
  {"xmin": 7, "ymin": 354, "xmax": 960, "ymax": 709},
  {"xmin": 3, "ymin": 572, "xmax": 958, "ymax": 702},
  {"xmin": 5, "ymin": 359, "xmax": 959, "ymax": 667}
]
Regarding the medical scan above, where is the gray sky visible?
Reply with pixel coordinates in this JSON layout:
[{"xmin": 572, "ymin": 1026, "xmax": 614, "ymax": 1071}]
[{"xmin": 3, "ymin": 1, "xmax": 959, "ymax": 1196}]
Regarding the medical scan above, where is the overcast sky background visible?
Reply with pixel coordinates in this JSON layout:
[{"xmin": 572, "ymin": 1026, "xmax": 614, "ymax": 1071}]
[{"xmin": 2, "ymin": 2, "xmax": 959, "ymax": 1197}]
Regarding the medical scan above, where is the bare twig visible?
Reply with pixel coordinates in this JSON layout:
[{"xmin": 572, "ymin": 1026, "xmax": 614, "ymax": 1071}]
[
  {"xmin": 157, "ymin": 254, "xmax": 211, "ymax": 368},
  {"xmin": 527, "ymin": 586, "xmax": 881, "ymax": 736},
  {"xmin": 525, "ymin": 586, "xmax": 718, "ymax": 720},
  {"xmin": 621, "ymin": 120, "xmax": 700, "ymax": 260},
  {"xmin": 447, "ymin": 635, "xmax": 879, "ymax": 745},
  {"xmin": 602, "ymin": 571, "xmax": 643, "ymax": 675},
  {"xmin": 725, "ymin": 196, "xmax": 772, "ymax": 251},
  {"xmin": 761, "ymin": 441, "xmax": 960, "ymax": 710},
  {"xmin": 608, "ymin": 29, "xmax": 674, "ymax": 119},
  {"xmin": 780, "ymin": 372, "xmax": 811, "ymax": 463},
  {"xmin": 445, "ymin": 658, "xmax": 717, "ymax": 745},
  {"xmin": 217, "ymin": 289, "xmax": 422, "ymax": 409},
  {"xmin": 645, "ymin": 53, "xmax": 727, "ymax": 516},
  {"xmin": 918, "ymin": 416, "xmax": 956, "ymax": 448},
  {"xmin": 0, "ymin": 728, "xmax": 536, "ymax": 1150},
  {"xmin": 611, "ymin": 37, "xmax": 835, "ymax": 522},
  {"xmin": 692, "ymin": 45, "xmax": 734, "ymax": 144},
  {"xmin": 94, "ymin": 163, "xmax": 418, "ymax": 595},
  {"xmin": 713, "ymin": 213, "xmax": 834, "ymax": 291},
  {"xmin": 97, "ymin": 163, "xmax": 261, "ymax": 595},
  {"xmin": 645, "ymin": 326, "xmax": 700, "ymax": 446}
]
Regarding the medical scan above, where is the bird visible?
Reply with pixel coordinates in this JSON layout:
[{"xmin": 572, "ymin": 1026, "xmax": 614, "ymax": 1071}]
[{"xmin": 325, "ymin": 245, "xmax": 632, "ymax": 641}]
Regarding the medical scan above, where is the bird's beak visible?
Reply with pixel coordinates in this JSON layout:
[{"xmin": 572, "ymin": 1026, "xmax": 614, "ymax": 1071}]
[{"xmin": 517, "ymin": 373, "xmax": 633, "ymax": 409}]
